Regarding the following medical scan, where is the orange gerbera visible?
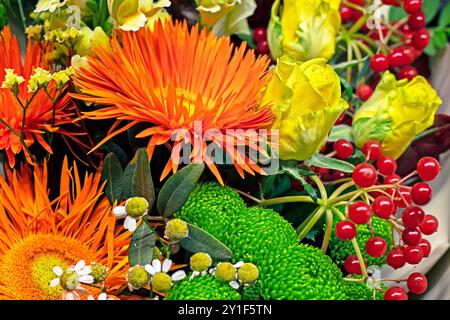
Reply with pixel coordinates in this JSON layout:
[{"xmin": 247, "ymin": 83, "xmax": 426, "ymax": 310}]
[
  {"xmin": 0, "ymin": 27, "xmax": 73, "ymax": 167},
  {"xmin": 0, "ymin": 158, "xmax": 129, "ymax": 300},
  {"xmin": 72, "ymin": 19, "xmax": 274, "ymax": 184}
]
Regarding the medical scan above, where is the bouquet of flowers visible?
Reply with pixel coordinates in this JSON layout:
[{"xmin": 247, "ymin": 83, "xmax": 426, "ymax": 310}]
[{"xmin": 0, "ymin": 0, "xmax": 448, "ymax": 301}]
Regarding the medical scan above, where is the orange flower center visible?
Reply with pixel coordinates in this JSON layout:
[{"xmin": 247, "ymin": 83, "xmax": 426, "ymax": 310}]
[{"xmin": 0, "ymin": 233, "xmax": 95, "ymax": 300}]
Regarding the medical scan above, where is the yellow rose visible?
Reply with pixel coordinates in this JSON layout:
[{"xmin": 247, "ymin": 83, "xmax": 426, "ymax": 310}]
[
  {"xmin": 195, "ymin": 0, "xmax": 256, "ymax": 36},
  {"xmin": 268, "ymin": 0, "xmax": 341, "ymax": 61},
  {"xmin": 107, "ymin": 0, "xmax": 171, "ymax": 31},
  {"xmin": 352, "ymin": 72, "xmax": 442, "ymax": 159},
  {"xmin": 263, "ymin": 56, "xmax": 348, "ymax": 161}
]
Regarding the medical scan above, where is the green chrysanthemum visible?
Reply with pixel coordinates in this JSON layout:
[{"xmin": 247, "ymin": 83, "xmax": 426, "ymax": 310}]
[
  {"xmin": 329, "ymin": 209, "xmax": 394, "ymax": 267},
  {"xmin": 166, "ymin": 274, "xmax": 241, "ymax": 300},
  {"xmin": 342, "ymin": 278, "xmax": 384, "ymax": 300}
]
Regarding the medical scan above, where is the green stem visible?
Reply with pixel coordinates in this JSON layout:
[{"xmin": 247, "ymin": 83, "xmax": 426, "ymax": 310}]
[
  {"xmin": 297, "ymin": 206, "xmax": 326, "ymax": 241},
  {"xmin": 259, "ymin": 195, "xmax": 317, "ymax": 207},
  {"xmin": 321, "ymin": 209, "xmax": 333, "ymax": 253},
  {"xmin": 16, "ymin": 0, "xmax": 27, "ymax": 31},
  {"xmin": 310, "ymin": 174, "xmax": 327, "ymax": 201}
]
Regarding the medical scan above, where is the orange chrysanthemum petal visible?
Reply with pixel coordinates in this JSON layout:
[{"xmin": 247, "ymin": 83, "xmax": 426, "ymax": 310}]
[{"xmin": 72, "ymin": 20, "xmax": 275, "ymax": 183}]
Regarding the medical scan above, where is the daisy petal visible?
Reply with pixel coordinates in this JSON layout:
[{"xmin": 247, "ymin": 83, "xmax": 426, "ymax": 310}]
[
  {"xmin": 78, "ymin": 266, "xmax": 92, "ymax": 276},
  {"xmin": 79, "ymin": 275, "xmax": 94, "ymax": 284},
  {"xmin": 74, "ymin": 260, "xmax": 85, "ymax": 272},
  {"xmin": 49, "ymin": 278, "xmax": 60, "ymax": 287},
  {"xmin": 88, "ymin": 295, "xmax": 95, "ymax": 300},
  {"xmin": 152, "ymin": 259, "xmax": 161, "ymax": 273},
  {"xmin": 229, "ymin": 281, "xmax": 239, "ymax": 289},
  {"xmin": 112, "ymin": 206, "xmax": 127, "ymax": 219},
  {"xmin": 171, "ymin": 270, "xmax": 186, "ymax": 281},
  {"xmin": 162, "ymin": 259, "xmax": 172, "ymax": 273},
  {"xmin": 234, "ymin": 261, "xmax": 244, "ymax": 268},
  {"xmin": 124, "ymin": 216, "xmax": 137, "ymax": 232},
  {"xmin": 144, "ymin": 264, "xmax": 156, "ymax": 276},
  {"xmin": 98, "ymin": 293, "xmax": 108, "ymax": 300},
  {"xmin": 53, "ymin": 266, "xmax": 63, "ymax": 276}
]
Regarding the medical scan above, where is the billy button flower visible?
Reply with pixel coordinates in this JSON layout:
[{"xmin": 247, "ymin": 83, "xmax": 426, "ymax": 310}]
[
  {"xmin": 189, "ymin": 252, "xmax": 212, "ymax": 279},
  {"xmin": 164, "ymin": 219, "xmax": 189, "ymax": 243},
  {"xmin": 236, "ymin": 263, "xmax": 259, "ymax": 286},
  {"xmin": 126, "ymin": 265, "xmax": 150, "ymax": 291},
  {"xmin": 90, "ymin": 263, "xmax": 108, "ymax": 284},
  {"xmin": 113, "ymin": 197, "xmax": 149, "ymax": 232},
  {"xmin": 145, "ymin": 259, "xmax": 187, "ymax": 293}
]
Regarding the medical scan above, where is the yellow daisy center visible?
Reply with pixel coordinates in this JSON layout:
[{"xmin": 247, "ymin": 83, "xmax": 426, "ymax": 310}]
[{"xmin": 0, "ymin": 233, "xmax": 95, "ymax": 300}]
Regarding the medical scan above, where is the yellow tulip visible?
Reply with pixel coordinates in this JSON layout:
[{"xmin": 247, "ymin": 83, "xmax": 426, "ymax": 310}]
[
  {"xmin": 268, "ymin": 0, "xmax": 341, "ymax": 61},
  {"xmin": 263, "ymin": 56, "xmax": 348, "ymax": 161},
  {"xmin": 107, "ymin": 0, "xmax": 171, "ymax": 31},
  {"xmin": 195, "ymin": 0, "xmax": 256, "ymax": 36},
  {"xmin": 352, "ymin": 72, "xmax": 442, "ymax": 159}
]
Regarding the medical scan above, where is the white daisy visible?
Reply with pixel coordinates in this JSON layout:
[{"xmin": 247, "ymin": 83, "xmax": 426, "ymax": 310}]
[
  {"xmin": 50, "ymin": 260, "xmax": 94, "ymax": 300},
  {"xmin": 145, "ymin": 259, "xmax": 186, "ymax": 292},
  {"xmin": 88, "ymin": 293, "xmax": 114, "ymax": 300},
  {"xmin": 113, "ymin": 197, "xmax": 149, "ymax": 232}
]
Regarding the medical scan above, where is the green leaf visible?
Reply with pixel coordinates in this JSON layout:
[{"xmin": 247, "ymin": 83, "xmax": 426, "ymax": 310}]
[
  {"xmin": 332, "ymin": 56, "xmax": 369, "ymax": 72},
  {"xmin": 281, "ymin": 161, "xmax": 318, "ymax": 202},
  {"xmin": 389, "ymin": 7, "xmax": 408, "ymax": 23},
  {"xmin": 128, "ymin": 222, "xmax": 155, "ymax": 267},
  {"xmin": 306, "ymin": 154, "xmax": 355, "ymax": 173},
  {"xmin": 328, "ymin": 125, "xmax": 353, "ymax": 142},
  {"xmin": 433, "ymin": 31, "xmax": 447, "ymax": 49},
  {"xmin": 422, "ymin": 0, "xmax": 440, "ymax": 23},
  {"xmin": 180, "ymin": 223, "xmax": 233, "ymax": 260},
  {"xmin": 339, "ymin": 77, "xmax": 354, "ymax": 101},
  {"xmin": 424, "ymin": 40, "xmax": 437, "ymax": 56},
  {"xmin": 101, "ymin": 153, "xmax": 123, "ymax": 205},
  {"xmin": 439, "ymin": 2, "xmax": 450, "ymax": 27},
  {"xmin": 236, "ymin": 33, "xmax": 256, "ymax": 49},
  {"xmin": 157, "ymin": 163, "xmax": 205, "ymax": 218},
  {"xmin": 122, "ymin": 159, "xmax": 137, "ymax": 199},
  {"xmin": 132, "ymin": 149, "xmax": 155, "ymax": 210}
]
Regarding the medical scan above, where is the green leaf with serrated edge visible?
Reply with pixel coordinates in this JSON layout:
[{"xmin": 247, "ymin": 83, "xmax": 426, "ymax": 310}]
[
  {"xmin": 306, "ymin": 153, "xmax": 355, "ymax": 173},
  {"xmin": 281, "ymin": 160, "xmax": 318, "ymax": 202},
  {"xmin": 328, "ymin": 125, "xmax": 353, "ymax": 142},
  {"xmin": 128, "ymin": 222, "xmax": 155, "ymax": 266},
  {"xmin": 439, "ymin": 2, "xmax": 450, "ymax": 27},
  {"xmin": 101, "ymin": 153, "xmax": 123, "ymax": 205},
  {"xmin": 157, "ymin": 163, "xmax": 205, "ymax": 218},
  {"xmin": 180, "ymin": 223, "xmax": 233, "ymax": 260},
  {"xmin": 132, "ymin": 148, "xmax": 155, "ymax": 210}
]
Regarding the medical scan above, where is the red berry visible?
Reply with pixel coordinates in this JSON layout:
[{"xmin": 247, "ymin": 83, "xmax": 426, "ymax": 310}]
[
  {"xmin": 349, "ymin": 201, "xmax": 372, "ymax": 225},
  {"xmin": 384, "ymin": 286, "xmax": 408, "ymax": 300},
  {"xmin": 411, "ymin": 182, "xmax": 432, "ymax": 205},
  {"xmin": 377, "ymin": 156, "xmax": 397, "ymax": 175},
  {"xmin": 387, "ymin": 248, "xmax": 406, "ymax": 269},
  {"xmin": 369, "ymin": 25, "xmax": 388, "ymax": 40},
  {"xmin": 417, "ymin": 156, "xmax": 440, "ymax": 181},
  {"xmin": 351, "ymin": 9, "xmax": 363, "ymax": 22},
  {"xmin": 290, "ymin": 178, "xmax": 304, "ymax": 191},
  {"xmin": 349, "ymin": 0, "xmax": 365, "ymax": 5},
  {"xmin": 344, "ymin": 255, "xmax": 363, "ymax": 274},
  {"xmin": 352, "ymin": 163, "xmax": 378, "ymax": 188},
  {"xmin": 370, "ymin": 54, "xmax": 389, "ymax": 73},
  {"xmin": 412, "ymin": 29, "xmax": 430, "ymax": 50},
  {"xmin": 372, "ymin": 196, "xmax": 395, "ymax": 219},
  {"xmin": 419, "ymin": 215, "xmax": 438, "ymax": 235},
  {"xmin": 384, "ymin": 174, "xmax": 401, "ymax": 184},
  {"xmin": 408, "ymin": 12, "xmax": 426, "ymax": 31},
  {"xmin": 402, "ymin": 206, "xmax": 425, "ymax": 228},
  {"xmin": 400, "ymin": 46, "xmax": 416, "ymax": 64},
  {"xmin": 389, "ymin": 48, "xmax": 409, "ymax": 68},
  {"xmin": 403, "ymin": 0, "xmax": 422, "ymax": 14},
  {"xmin": 334, "ymin": 139, "xmax": 354, "ymax": 159},
  {"xmin": 402, "ymin": 227, "xmax": 422, "ymax": 246},
  {"xmin": 393, "ymin": 187, "xmax": 412, "ymax": 208},
  {"xmin": 366, "ymin": 237, "xmax": 387, "ymax": 257},
  {"xmin": 398, "ymin": 66, "xmax": 418, "ymax": 81},
  {"xmin": 340, "ymin": 6, "xmax": 353, "ymax": 22},
  {"xmin": 253, "ymin": 27, "xmax": 267, "ymax": 43},
  {"xmin": 418, "ymin": 239, "xmax": 431, "ymax": 257},
  {"xmin": 382, "ymin": 0, "xmax": 400, "ymax": 5},
  {"xmin": 257, "ymin": 40, "xmax": 270, "ymax": 55},
  {"xmin": 404, "ymin": 245, "xmax": 423, "ymax": 264},
  {"xmin": 357, "ymin": 84, "xmax": 373, "ymax": 101},
  {"xmin": 336, "ymin": 221, "xmax": 357, "ymax": 241},
  {"xmin": 362, "ymin": 140, "xmax": 382, "ymax": 160},
  {"xmin": 318, "ymin": 167, "xmax": 330, "ymax": 177},
  {"xmin": 407, "ymin": 272, "xmax": 427, "ymax": 294}
]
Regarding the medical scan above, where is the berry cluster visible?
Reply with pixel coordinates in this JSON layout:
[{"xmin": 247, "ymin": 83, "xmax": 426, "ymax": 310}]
[
  {"xmin": 333, "ymin": 139, "xmax": 440, "ymax": 300},
  {"xmin": 253, "ymin": 27, "xmax": 270, "ymax": 55}
]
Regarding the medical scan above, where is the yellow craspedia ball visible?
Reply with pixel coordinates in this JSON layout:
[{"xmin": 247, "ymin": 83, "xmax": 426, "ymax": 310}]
[
  {"xmin": 215, "ymin": 262, "xmax": 236, "ymax": 282},
  {"xmin": 125, "ymin": 197, "xmax": 149, "ymax": 218},
  {"xmin": 164, "ymin": 219, "xmax": 189, "ymax": 242},
  {"xmin": 127, "ymin": 265, "xmax": 149, "ymax": 289},
  {"xmin": 90, "ymin": 263, "xmax": 107, "ymax": 283},
  {"xmin": 237, "ymin": 263, "xmax": 259, "ymax": 284},
  {"xmin": 190, "ymin": 253, "xmax": 212, "ymax": 272},
  {"xmin": 151, "ymin": 273, "xmax": 172, "ymax": 292}
]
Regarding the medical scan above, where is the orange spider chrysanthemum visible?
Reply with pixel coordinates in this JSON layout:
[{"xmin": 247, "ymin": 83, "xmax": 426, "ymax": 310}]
[
  {"xmin": 0, "ymin": 158, "xmax": 129, "ymax": 300},
  {"xmin": 72, "ymin": 19, "xmax": 275, "ymax": 184},
  {"xmin": 0, "ymin": 27, "xmax": 73, "ymax": 167}
]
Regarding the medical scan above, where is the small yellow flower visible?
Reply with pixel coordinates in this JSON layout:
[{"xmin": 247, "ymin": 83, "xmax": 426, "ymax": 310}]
[
  {"xmin": 190, "ymin": 252, "xmax": 212, "ymax": 273},
  {"xmin": 34, "ymin": 0, "xmax": 66, "ymax": 13},
  {"xmin": 74, "ymin": 26, "xmax": 110, "ymax": 57},
  {"xmin": 27, "ymin": 68, "xmax": 52, "ymax": 93},
  {"xmin": 263, "ymin": 56, "xmax": 348, "ymax": 161},
  {"xmin": 25, "ymin": 25, "xmax": 44, "ymax": 41},
  {"xmin": 195, "ymin": 0, "xmax": 256, "ymax": 36},
  {"xmin": 214, "ymin": 262, "xmax": 236, "ymax": 282},
  {"xmin": 1, "ymin": 69, "xmax": 25, "ymax": 94},
  {"xmin": 164, "ymin": 219, "xmax": 189, "ymax": 243},
  {"xmin": 71, "ymin": 55, "xmax": 89, "ymax": 70},
  {"xmin": 237, "ymin": 262, "xmax": 259, "ymax": 284},
  {"xmin": 107, "ymin": 0, "xmax": 171, "ymax": 31},
  {"xmin": 126, "ymin": 265, "xmax": 150, "ymax": 291},
  {"xmin": 352, "ymin": 72, "xmax": 442, "ymax": 159},
  {"xmin": 52, "ymin": 69, "xmax": 72, "ymax": 89},
  {"xmin": 90, "ymin": 263, "xmax": 108, "ymax": 283},
  {"xmin": 268, "ymin": 0, "xmax": 341, "ymax": 61}
]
